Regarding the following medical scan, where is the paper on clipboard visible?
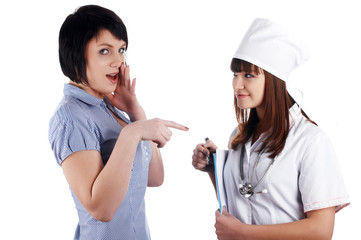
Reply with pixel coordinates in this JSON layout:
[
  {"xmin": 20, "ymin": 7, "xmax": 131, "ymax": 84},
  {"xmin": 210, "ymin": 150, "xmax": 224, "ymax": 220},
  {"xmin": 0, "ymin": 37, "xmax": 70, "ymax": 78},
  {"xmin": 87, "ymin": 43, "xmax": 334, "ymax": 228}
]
[{"xmin": 214, "ymin": 150, "xmax": 228, "ymax": 213}]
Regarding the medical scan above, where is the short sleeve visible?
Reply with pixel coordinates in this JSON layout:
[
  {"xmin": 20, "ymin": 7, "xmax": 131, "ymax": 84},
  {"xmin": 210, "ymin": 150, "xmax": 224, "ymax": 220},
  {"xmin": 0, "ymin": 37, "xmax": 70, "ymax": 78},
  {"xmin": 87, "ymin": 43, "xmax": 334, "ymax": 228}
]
[
  {"xmin": 299, "ymin": 131, "xmax": 349, "ymax": 213},
  {"xmin": 49, "ymin": 115, "xmax": 100, "ymax": 166}
]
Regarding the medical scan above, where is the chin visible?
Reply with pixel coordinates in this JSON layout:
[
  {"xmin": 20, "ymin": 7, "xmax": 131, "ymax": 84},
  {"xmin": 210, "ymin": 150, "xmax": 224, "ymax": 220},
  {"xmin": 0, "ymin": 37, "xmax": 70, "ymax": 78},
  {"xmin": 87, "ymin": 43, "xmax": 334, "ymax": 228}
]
[
  {"xmin": 107, "ymin": 85, "xmax": 117, "ymax": 93},
  {"xmin": 237, "ymin": 102, "xmax": 249, "ymax": 109}
]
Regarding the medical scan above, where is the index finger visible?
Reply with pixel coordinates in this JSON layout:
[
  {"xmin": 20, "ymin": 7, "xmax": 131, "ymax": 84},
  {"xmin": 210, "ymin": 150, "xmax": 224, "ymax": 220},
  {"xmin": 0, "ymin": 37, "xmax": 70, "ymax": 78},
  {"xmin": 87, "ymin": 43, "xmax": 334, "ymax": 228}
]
[
  {"xmin": 204, "ymin": 140, "xmax": 217, "ymax": 152},
  {"xmin": 196, "ymin": 144, "xmax": 209, "ymax": 156},
  {"xmin": 118, "ymin": 63, "xmax": 126, "ymax": 86},
  {"xmin": 163, "ymin": 120, "xmax": 189, "ymax": 131},
  {"xmin": 124, "ymin": 65, "xmax": 131, "ymax": 88}
]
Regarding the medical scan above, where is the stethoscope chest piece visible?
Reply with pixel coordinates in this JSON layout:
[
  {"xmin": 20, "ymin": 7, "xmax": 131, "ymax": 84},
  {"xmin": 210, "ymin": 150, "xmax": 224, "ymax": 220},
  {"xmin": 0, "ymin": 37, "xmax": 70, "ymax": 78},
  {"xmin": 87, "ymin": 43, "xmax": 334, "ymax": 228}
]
[
  {"xmin": 239, "ymin": 183, "xmax": 254, "ymax": 198},
  {"xmin": 239, "ymin": 145, "xmax": 274, "ymax": 198}
]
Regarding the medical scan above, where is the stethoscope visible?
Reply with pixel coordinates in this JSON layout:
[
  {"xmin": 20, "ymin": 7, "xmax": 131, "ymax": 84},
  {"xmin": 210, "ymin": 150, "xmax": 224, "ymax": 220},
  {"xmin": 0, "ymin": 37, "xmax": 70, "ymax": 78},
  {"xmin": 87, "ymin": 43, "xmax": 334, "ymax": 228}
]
[{"xmin": 238, "ymin": 145, "xmax": 275, "ymax": 198}]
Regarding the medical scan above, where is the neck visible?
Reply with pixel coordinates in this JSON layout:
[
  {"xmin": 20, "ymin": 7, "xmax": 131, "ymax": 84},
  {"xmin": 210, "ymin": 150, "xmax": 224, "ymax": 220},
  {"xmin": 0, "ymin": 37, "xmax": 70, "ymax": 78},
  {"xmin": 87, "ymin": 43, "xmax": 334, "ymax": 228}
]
[{"xmin": 69, "ymin": 81, "xmax": 103, "ymax": 99}]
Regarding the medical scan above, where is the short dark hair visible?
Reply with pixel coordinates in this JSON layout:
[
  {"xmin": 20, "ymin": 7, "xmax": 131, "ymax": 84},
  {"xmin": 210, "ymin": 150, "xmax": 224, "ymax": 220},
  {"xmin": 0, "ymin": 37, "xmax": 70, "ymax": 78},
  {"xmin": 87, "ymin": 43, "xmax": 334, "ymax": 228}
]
[{"xmin": 59, "ymin": 5, "xmax": 128, "ymax": 84}]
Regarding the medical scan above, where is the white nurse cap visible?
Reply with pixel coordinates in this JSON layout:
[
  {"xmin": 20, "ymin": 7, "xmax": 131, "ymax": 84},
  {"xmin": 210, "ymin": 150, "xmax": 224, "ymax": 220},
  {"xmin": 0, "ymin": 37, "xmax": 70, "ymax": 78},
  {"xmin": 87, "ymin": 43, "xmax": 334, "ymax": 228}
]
[{"xmin": 233, "ymin": 18, "xmax": 309, "ymax": 82}]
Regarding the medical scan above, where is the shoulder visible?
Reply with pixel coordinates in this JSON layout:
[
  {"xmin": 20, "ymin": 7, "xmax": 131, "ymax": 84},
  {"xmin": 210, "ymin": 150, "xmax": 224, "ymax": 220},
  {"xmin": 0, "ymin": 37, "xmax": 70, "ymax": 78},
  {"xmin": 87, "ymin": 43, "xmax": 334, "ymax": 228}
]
[
  {"xmin": 291, "ymin": 115, "xmax": 328, "ymax": 142},
  {"xmin": 48, "ymin": 95, "xmax": 100, "ymax": 143},
  {"xmin": 50, "ymin": 95, "xmax": 95, "ymax": 126},
  {"xmin": 230, "ymin": 126, "xmax": 239, "ymax": 138},
  {"xmin": 288, "ymin": 116, "xmax": 335, "ymax": 161},
  {"xmin": 48, "ymin": 96, "xmax": 101, "ymax": 165},
  {"xmin": 287, "ymin": 104, "xmax": 329, "ymax": 144},
  {"xmin": 283, "ymin": 115, "xmax": 332, "ymax": 155}
]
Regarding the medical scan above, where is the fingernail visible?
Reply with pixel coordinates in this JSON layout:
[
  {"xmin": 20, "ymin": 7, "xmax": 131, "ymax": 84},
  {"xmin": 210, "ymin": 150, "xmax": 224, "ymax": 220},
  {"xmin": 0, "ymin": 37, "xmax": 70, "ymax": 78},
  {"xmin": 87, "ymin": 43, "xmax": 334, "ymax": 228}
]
[
  {"xmin": 204, "ymin": 149, "xmax": 209, "ymax": 156},
  {"xmin": 185, "ymin": 127, "xmax": 189, "ymax": 130}
]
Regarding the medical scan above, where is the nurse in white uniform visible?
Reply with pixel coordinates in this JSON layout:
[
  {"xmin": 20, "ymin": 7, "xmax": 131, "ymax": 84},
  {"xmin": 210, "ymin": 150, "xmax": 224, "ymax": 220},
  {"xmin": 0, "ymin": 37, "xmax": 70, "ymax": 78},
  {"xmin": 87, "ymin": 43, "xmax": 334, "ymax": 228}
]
[{"xmin": 192, "ymin": 18, "xmax": 349, "ymax": 240}]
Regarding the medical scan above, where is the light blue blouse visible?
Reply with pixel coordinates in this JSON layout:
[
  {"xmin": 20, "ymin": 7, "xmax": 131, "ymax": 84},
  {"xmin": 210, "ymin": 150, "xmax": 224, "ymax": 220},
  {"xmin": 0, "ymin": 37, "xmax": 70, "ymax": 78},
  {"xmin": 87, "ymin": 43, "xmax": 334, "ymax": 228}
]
[{"xmin": 49, "ymin": 84, "xmax": 152, "ymax": 240}]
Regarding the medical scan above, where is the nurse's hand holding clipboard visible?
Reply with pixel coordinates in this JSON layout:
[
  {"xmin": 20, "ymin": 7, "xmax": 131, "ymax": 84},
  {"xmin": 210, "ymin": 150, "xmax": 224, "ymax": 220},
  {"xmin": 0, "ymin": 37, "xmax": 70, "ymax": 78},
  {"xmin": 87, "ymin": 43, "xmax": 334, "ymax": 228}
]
[{"xmin": 215, "ymin": 206, "xmax": 245, "ymax": 240}]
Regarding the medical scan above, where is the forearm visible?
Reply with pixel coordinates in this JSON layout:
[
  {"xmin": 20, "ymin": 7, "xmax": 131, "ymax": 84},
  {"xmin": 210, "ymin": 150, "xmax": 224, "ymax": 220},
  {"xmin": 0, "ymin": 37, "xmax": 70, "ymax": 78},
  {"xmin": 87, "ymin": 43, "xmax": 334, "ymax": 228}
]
[
  {"xmin": 129, "ymin": 105, "xmax": 164, "ymax": 186},
  {"xmin": 147, "ymin": 142, "xmax": 164, "ymax": 186},
  {"xmin": 236, "ymin": 208, "xmax": 335, "ymax": 240},
  {"xmin": 241, "ymin": 220, "xmax": 332, "ymax": 240}
]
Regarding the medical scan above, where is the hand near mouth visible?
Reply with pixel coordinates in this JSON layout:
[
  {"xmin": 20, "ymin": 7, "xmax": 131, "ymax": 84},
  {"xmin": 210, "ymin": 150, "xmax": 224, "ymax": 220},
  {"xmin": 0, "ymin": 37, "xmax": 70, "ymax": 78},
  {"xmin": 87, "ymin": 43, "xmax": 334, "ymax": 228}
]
[{"xmin": 105, "ymin": 63, "xmax": 146, "ymax": 121}]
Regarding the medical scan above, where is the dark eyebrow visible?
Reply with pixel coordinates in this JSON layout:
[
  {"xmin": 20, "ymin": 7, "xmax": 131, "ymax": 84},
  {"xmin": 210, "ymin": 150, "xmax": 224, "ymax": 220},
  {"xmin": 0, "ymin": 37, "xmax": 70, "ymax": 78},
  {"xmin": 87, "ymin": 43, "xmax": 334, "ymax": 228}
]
[
  {"xmin": 97, "ymin": 43, "xmax": 126, "ymax": 49},
  {"xmin": 97, "ymin": 43, "xmax": 113, "ymax": 48}
]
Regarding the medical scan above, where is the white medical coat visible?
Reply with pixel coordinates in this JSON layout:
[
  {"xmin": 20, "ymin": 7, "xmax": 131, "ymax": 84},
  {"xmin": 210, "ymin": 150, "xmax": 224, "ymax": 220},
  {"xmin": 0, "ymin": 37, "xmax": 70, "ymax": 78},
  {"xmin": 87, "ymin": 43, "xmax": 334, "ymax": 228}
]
[{"xmin": 223, "ymin": 104, "xmax": 349, "ymax": 225}]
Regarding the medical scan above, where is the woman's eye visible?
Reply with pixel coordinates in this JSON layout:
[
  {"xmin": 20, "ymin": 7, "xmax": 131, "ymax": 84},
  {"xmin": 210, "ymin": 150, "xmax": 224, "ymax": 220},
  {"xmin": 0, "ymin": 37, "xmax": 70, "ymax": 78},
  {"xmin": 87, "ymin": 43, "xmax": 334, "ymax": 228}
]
[
  {"xmin": 233, "ymin": 72, "xmax": 238, "ymax": 77},
  {"xmin": 245, "ymin": 73, "xmax": 254, "ymax": 78},
  {"xmin": 119, "ymin": 48, "xmax": 126, "ymax": 54},
  {"xmin": 99, "ymin": 49, "xmax": 110, "ymax": 55}
]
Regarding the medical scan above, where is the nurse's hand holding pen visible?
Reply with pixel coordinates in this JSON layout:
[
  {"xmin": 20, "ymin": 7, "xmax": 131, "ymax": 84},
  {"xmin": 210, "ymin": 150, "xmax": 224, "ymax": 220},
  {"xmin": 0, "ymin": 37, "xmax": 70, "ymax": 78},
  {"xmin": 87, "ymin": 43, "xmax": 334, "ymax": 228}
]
[{"xmin": 192, "ymin": 138, "xmax": 217, "ymax": 172}]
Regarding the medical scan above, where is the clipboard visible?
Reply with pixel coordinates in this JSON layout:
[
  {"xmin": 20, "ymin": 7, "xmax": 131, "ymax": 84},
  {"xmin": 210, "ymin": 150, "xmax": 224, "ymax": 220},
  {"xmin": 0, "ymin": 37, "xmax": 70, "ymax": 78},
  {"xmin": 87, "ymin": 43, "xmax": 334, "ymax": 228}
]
[{"xmin": 213, "ymin": 150, "xmax": 229, "ymax": 213}]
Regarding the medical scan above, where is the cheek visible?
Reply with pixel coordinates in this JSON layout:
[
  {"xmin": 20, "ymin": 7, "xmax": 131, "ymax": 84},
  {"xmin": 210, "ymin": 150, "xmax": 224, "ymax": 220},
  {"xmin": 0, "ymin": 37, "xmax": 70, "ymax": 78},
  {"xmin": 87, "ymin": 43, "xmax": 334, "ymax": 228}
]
[
  {"xmin": 255, "ymin": 80, "xmax": 266, "ymax": 102},
  {"xmin": 86, "ymin": 62, "xmax": 102, "ymax": 78},
  {"xmin": 232, "ymin": 78, "xmax": 236, "ymax": 89},
  {"xmin": 259, "ymin": 84, "xmax": 266, "ymax": 97},
  {"xmin": 85, "ymin": 66, "xmax": 94, "ymax": 83}
]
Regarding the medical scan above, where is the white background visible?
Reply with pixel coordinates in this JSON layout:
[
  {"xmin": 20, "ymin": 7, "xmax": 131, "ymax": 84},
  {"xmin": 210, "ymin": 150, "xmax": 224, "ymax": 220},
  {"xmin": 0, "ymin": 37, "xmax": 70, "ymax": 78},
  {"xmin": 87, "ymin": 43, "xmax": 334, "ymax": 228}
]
[{"xmin": 1, "ymin": 0, "xmax": 360, "ymax": 239}]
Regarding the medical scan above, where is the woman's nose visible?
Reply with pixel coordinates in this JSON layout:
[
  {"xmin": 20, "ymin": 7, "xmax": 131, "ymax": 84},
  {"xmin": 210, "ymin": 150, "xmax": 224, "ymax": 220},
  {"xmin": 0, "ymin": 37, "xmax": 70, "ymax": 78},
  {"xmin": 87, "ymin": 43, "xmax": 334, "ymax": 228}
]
[
  {"xmin": 233, "ymin": 76, "xmax": 245, "ymax": 90},
  {"xmin": 111, "ymin": 53, "xmax": 125, "ymax": 68}
]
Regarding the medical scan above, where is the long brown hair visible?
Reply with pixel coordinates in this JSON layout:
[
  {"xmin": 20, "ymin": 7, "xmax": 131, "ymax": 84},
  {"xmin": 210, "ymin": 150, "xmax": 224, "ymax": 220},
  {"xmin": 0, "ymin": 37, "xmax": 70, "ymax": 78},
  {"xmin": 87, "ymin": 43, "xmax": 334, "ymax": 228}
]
[{"xmin": 230, "ymin": 58, "xmax": 315, "ymax": 158}]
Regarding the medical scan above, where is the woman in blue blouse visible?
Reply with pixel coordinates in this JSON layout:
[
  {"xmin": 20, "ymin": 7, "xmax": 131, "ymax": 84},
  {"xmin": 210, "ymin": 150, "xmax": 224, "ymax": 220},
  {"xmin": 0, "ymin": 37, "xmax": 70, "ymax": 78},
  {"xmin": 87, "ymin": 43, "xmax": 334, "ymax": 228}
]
[{"xmin": 48, "ymin": 5, "xmax": 188, "ymax": 239}]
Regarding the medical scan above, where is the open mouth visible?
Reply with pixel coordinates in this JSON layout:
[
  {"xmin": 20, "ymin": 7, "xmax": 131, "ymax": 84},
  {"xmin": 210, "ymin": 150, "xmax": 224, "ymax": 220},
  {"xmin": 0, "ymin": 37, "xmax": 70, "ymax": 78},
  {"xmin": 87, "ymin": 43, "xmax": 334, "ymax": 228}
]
[{"xmin": 106, "ymin": 73, "xmax": 118, "ymax": 83}]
